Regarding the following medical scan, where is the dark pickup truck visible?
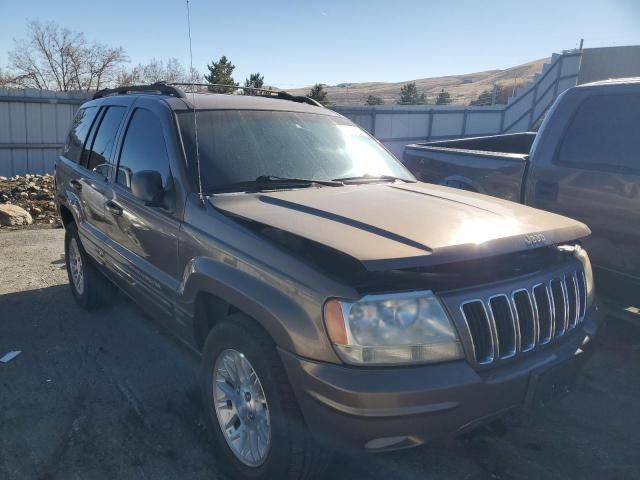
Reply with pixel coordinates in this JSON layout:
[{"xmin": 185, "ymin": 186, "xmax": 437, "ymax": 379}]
[{"xmin": 403, "ymin": 78, "xmax": 640, "ymax": 301}]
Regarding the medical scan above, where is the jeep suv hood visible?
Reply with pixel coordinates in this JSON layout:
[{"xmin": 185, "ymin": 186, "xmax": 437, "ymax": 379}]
[{"xmin": 210, "ymin": 183, "xmax": 590, "ymax": 271}]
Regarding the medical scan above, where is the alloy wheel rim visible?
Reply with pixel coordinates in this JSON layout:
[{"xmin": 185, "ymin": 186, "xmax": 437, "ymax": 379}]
[
  {"xmin": 213, "ymin": 349, "xmax": 271, "ymax": 467},
  {"xmin": 69, "ymin": 238, "xmax": 84, "ymax": 295}
]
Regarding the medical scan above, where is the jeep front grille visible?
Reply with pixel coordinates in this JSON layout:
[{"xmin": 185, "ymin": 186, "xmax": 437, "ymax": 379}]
[{"xmin": 459, "ymin": 271, "xmax": 587, "ymax": 365}]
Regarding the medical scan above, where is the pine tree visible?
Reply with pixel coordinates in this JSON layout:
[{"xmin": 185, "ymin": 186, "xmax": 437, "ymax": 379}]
[
  {"xmin": 436, "ymin": 88, "xmax": 452, "ymax": 105},
  {"xmin": 398, "ymin": 82, "xmax": 426, "ymax": 105},
  {"xmin": 469, "ymin": 84, "xmax": 517, "ymax": 106},
  {"xmin": 244, "ymin": 72, "xmax": 265, "ymax": 94},
  {"xmin": 309, "ymin": 83, "xmax": 329, "ymax": 105},
  {"xmin": 204, "ymin": 56, "xmax": 238, "ymax": 93}
]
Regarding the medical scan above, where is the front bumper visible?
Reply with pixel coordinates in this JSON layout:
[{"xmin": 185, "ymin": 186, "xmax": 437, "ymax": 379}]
[{"xmin": 279, "ymin": 304, "xmax": 601, "ymax": 451}]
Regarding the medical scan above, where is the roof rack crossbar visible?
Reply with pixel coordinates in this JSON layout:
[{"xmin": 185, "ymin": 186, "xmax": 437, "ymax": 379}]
[
  {"xmin": 92, "ymin": 82, "xmax": 186, "ymax": 100},
  {"xmin": 166, "ymin": 82, "xmax": 324, "ymax": 108}
]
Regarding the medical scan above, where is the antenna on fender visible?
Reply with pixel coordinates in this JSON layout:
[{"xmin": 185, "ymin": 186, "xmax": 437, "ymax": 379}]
[{"xmin": 186, "ymin": 0, "xmax": 204, "ymax": 205}]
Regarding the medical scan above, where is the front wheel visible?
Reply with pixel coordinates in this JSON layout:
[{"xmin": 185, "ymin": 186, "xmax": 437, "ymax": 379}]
[
  {"xmin": 201, "ymin": 314, "xmax": 331, "ymax": 479},
  {"xmin": 64, "ymin": 223, "xmax": 116, "ymax": 309}
]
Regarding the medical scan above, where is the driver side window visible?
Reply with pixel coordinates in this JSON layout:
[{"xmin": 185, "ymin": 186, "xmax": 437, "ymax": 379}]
[{"xmin": 117, "ymin": 108, "xmax": 171, "ymax": 190}]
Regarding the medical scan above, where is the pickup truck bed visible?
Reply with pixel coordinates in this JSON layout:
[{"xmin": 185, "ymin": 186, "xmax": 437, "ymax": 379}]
[{"xmin": 403, "ymin": 132, "xmax": 536, "ymax": 203}]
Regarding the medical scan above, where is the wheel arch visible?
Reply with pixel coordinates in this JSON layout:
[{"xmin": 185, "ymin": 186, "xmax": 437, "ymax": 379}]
[
  {"xmin": 181, "ymin": 257, "xmax": 336, "ymax": 362},
  {"xmin": 59, "ymin": 203, "xmax": 75, "ymax": 228},
  {"xmin": 192, "ymin": 290, "xmax": 234, "ymax": 349}
]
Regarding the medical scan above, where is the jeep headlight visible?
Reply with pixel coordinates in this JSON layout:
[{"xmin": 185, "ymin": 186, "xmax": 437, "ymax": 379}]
[
  {"xmin": 324, "ymin": 291, "xmax": 464, "ymax": 366},
  {"xmin": 575, "ymin": 246, "xmax": 595, "ymax": 305}
]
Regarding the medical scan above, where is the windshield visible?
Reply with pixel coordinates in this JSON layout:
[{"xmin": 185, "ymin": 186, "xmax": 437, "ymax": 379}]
[{"xmin": 177, "ymin": 110, "xmax": 415, "ymax": 192}]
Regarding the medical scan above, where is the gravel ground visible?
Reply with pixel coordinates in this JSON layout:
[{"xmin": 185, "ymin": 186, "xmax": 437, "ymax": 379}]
[{"xmin": 1, "ymin": 228, "xmax": 639, "ymax": 480}]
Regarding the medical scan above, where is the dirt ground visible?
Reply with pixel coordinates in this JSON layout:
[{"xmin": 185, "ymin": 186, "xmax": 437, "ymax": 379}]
[{"xmin": 1, "ymin": 228, "xmax": 639, "ymax": 480}]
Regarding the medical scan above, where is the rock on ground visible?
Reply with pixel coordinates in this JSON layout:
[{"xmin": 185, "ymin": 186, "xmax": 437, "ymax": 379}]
[
  {"xmin": 0, "ymin": 174, "xmax": 58, "ymax": 229},
  {"xmin": 0, "ymin": 203, "xmax": 33, "ymax": 226}
]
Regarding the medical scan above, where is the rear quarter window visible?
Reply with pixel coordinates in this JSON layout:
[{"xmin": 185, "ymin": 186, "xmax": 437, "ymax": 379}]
[
  {"xmin": 63, "ymin": 106, "xmax": 98, "ymax": 163},
  {"xmin": 83, "ymin": 106, "xmax": 127, "ymax": 175},
  {"xmin": 556, "ymin": 93, "xmax": 640, "ymax": 173}
]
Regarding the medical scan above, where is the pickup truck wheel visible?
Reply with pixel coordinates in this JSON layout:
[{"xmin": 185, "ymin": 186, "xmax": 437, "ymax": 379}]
[
  {"xmin": 201, "ymin": 314, "xmax": 331, "ymax": 480},
  {"xmin": 64, "ymin": 223, "xmax": 115, "ymax": 309}
]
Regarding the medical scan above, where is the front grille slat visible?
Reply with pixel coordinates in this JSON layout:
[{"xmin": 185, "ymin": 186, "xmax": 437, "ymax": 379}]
[
  {"xmin": 550, "ymin": 279, "xmax": 567, "ymax": 337},
  {"xmin": 576, "ymin": 271, "xmax": 587, "ymax": 321},
  {"xmin": 513, "ymin": 289, "xmax": 536, "ymax": 352},
  {"xmin": 489, "ymin": 295, "xmax": 517, "ymax": 359},
  {"xmin": 461, "ymin": 301, "xmax": 495, "ymax": 364},
  {"xmin": 459, "ymin": 269, "xmax": 586, "ymax": 366},
  {"xmin": 566, "ymin": 274, "xmax": 579, "ymax": 329},
  {"xmin": 533, "ymin": 283, "xmax": 553, "ymax": 344}
]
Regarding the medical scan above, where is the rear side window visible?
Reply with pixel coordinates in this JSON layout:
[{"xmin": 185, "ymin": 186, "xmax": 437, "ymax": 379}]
[
  {"xmin": 84, "ymin": 106, "xmax": 127, "ymax": 175},
  {"xmin": 557, "ymin": 93, "xmax": 640, "ymax": 172},
  {"xmin": 117, "ymin": 109, "xmax": 170, "ymax": 190},
  {"xmin": 63, "ymin": 106, "xmax": 98, "ymax": 163}
]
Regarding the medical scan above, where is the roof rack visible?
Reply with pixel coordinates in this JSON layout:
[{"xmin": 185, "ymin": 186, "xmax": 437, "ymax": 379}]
[
  {"xmin": 92, "ymin": 82, "xmax": 186, "ymax": 100},
  {"xmin": 275, "ymin": 90, "xmax": 324, "ymax": 108},
  {"xmin": 92, "ymin": 82, "xmax": 324, "ymax": 108},
  {"xmin": 167, "ymin": 82, "xmax": 324, "ymax": 108}
]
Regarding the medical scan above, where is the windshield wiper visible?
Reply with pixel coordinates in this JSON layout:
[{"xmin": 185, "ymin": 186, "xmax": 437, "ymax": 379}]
[
  {"xmin": 255, "ymin": 175, "xmax": 343, "ymax": 187},
  {"xmin": 209, "ymin": 175, "xmax": 343, "ymax": 193},
  {"xmin": 331, "ymin": 174, "xmax": 416, "ymax": 184}
]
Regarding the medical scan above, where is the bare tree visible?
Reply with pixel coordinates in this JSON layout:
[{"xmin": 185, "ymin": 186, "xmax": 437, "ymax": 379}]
[
  {"xmin": 8, "ymin": 21, "xmax": 127, "ymax": 92},
  {"xmin": 117, "ymin": 58, "xmax": 202, "ymax": 86},
  {"xmin": 185, "ymin": 66, "xmax": 203, "ymax": 84},
  {"xmin": 0, "ymin": 67, "xmax": 17, "ymax": 88},
  {"xmin": 114, "ymin": 68, "xmax": 142, "ymax": 88}
]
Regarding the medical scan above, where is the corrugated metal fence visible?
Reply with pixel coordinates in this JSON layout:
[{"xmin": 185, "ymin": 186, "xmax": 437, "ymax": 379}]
[{"xmin": 0, "ymin": 88, "xmax": 90, "ymax": 177}]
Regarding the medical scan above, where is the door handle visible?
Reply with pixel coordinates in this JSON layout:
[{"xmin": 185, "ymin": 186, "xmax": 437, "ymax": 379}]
[
  {"xmin": 69, "ymin": 179, "xmax": 82, "ymax": 191},
  {"xmin": 105, "ymin": 200, "xmax": 123, "ymax": 216}
]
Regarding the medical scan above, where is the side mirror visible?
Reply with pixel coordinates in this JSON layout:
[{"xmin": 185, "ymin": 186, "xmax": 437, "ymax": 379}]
[{"xmin": 131, "ymin": 170, "xmax": 163, "ymax": 204}]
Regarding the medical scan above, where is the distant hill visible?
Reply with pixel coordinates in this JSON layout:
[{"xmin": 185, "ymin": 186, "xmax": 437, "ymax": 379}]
[{"xmin": 285, "ymin": 57, "xmax": 549, "ymax": 106}]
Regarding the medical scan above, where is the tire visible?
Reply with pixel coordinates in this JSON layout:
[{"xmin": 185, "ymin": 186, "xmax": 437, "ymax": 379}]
[
  {"xmin": 64, "ymin": 223, "xmax": 116, "ymax": 309},
  {"xmin": 201, "ymin": 314, "xmax": 331, "ymax": 480}
]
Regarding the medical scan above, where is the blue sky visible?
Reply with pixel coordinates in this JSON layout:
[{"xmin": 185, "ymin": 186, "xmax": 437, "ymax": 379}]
[{"xmin": 0, "ymin": 0, "xmax": 638, "ymax": 88}]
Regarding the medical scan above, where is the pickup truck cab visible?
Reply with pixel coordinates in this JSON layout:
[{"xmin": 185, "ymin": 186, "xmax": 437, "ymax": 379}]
[
  {"xmin": 403, "ymin": 78, "xmax": 640, "ymax": 302},
  {"xmin": 56, "ymin": 83, "xmax": 600, "ymax": 480}
]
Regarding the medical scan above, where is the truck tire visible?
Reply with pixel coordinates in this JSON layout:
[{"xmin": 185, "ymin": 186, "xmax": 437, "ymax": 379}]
[
  {"xmin": 201, "ymin": 313, "xmax": 331, "ymax": 480},
  {"xmin": 64, "ymin": 223, "xmax": 116, "ymax": 309}
]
